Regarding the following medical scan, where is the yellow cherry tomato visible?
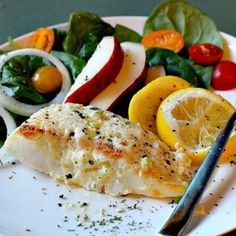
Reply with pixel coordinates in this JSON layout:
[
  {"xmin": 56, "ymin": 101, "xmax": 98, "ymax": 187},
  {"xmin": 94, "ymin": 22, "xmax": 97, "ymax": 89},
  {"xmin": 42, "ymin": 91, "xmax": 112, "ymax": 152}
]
[{"xmin": 32, "ymin": 66, "xmax": 62, "ymax": 94}]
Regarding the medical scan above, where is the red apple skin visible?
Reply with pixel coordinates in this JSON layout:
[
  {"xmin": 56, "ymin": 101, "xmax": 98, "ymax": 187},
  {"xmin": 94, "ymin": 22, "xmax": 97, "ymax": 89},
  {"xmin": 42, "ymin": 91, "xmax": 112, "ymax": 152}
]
[
  {"xmin": 90, "ymin": 42, "xmax": 147, "ymax": 111},
  {"xmin": 65, "ymin": 37, "xmax": 124, "ymax": 104}
]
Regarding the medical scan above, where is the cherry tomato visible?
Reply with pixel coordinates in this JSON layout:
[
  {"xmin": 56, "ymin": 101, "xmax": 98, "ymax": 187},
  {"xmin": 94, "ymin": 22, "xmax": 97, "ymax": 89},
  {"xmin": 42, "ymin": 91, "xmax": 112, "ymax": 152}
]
[
  {"xmin": 29, "ymin": 28, "xmax": 55, "ymax": 52},
  {"xmin": 32, "ymin": 66, "xmax": 62, "ymax": 94},
  {"xmin": 212, "ymin": 60, "xmax": 236, "ymax": 90},
  {"xmin": 188, "ymin": 43, "xmax": 223, "ymax": 65},
  {"xmin": 141, "ymin": 29, "xmax": 184, "ymax": 53}
]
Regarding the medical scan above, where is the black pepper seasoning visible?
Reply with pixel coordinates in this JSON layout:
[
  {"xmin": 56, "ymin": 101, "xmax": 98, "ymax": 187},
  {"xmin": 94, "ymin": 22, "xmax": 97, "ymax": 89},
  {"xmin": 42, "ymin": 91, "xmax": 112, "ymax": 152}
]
[
  {"xmin": 65, "ymin": 173, "xmax": 73, "ymax": 179},
  {"xmin": 88, "ymin": 160, "xmax": 94, "ymax": 165}
]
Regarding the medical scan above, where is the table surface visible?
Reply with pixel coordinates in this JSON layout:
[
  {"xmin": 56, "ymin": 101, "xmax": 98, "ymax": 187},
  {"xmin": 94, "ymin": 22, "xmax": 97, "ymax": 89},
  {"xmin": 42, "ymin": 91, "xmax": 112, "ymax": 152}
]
[{"xmin": 0, "ymin": 0, "xmax": 235, "ymax": 45}]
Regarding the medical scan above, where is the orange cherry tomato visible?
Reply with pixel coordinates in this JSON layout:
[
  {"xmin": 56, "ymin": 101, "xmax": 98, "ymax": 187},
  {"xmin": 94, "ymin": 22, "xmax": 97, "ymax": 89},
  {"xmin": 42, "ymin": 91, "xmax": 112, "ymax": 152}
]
[
  {"xmin": 141, "ymin": 29, "xmax": 184, "ymax": 53},
  {"xmin": 29, "ymin": 28, "xmax": 55, "ymax": 52},
  {"xmin": 32, "ymin": 66, "xmax": 62, "ymax": 94}
]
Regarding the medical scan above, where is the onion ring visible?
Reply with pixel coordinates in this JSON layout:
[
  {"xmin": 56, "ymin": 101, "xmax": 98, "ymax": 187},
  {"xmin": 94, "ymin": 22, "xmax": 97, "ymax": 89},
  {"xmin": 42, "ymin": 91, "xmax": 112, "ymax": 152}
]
[{"xmin": 0, "ymin": 49, "xmax": 71, "ymax": 116}]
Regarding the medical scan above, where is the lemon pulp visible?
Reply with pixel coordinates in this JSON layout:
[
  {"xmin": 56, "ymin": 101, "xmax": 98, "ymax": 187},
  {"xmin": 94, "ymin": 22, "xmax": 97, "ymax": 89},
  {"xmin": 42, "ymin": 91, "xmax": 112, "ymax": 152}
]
[{"xmin": 156, "ymin": 87, "xmax": 235, "ymax": 164}]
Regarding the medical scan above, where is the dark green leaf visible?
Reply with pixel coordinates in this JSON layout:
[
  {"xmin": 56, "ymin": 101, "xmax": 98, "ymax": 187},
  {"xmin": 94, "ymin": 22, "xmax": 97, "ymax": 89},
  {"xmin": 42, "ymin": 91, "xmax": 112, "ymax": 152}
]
[
  {"xmin": 11, "ymin": 85, "xmax": 46, "ymax": 104},
  {"xmin": 146, "ymin": 47, "xmax": 175, "ymax": 66},
  {"xmin": 146, "ymin": 48, "xmax": 199, "ymax": 86},
  {"xmin": 63, "ymin": 12, "xmax": 114, "ymax": 59},
  {"xmin": 27, "ymin": 56, "xmax": 52, "ymax": 72},
  {"xmin": 144, "ymin": 0, "xmax": 223, "ymax": 48},
  {"xmin": 52, "ymin": 29, "xmax": 67, "ymax": 51},
  {"xmin": 77, "ymin": 31, "xmax": 101, "ymax": 60},
  {"xmin": 51, "ymin": 51, "xmax": 86, "ymax": 81},
  {"xmin": 114, "ymin": 24, "xmax": 142, "ymax": 43},
  {"xmin": 185, "ymin": 59, "xmax": 213, "ymax": 88}
]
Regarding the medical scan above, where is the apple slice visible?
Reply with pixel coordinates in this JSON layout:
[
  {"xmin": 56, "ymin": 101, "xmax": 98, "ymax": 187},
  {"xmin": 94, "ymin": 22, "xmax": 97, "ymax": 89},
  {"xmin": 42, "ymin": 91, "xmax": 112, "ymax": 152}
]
[
  {"xmin": 64, "ymin": 36, "xmax": 124, "ymax": 104},
  {"xmin": 90, "ymin": 42, "xmax": 146, "ymax": 110}
]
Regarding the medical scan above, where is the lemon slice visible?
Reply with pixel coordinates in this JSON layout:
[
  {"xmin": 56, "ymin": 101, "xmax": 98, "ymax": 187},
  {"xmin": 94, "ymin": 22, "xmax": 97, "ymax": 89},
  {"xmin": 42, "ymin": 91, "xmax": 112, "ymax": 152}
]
[
  {"xmin": 156, "ymin": 87, "xmax": 236, "ymax": 164},
  {"xmin": 128, "ymin": 76, "xmax": 190, "ymax": 134}
]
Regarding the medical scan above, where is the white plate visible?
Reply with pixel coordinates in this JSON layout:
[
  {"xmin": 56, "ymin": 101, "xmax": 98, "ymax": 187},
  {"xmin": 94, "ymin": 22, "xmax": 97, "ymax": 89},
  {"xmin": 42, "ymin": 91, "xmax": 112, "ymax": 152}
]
[{"xmin": 0, "ymin": 16, "xmax": 236, "ymax": 236}]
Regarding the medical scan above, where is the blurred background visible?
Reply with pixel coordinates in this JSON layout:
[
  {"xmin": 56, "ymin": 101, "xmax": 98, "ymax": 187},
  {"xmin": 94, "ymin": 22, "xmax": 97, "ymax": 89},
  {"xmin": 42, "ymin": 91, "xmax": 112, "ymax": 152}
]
[{"xmin": 0, "ymin": 0, "xmax": 235, "ymax": 44}]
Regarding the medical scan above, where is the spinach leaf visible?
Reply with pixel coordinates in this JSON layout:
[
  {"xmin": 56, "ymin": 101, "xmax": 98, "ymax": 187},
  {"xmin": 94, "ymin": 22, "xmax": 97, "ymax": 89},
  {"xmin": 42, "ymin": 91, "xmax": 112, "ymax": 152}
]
[
  {"xmin": 146, "ymin": 48, "xmax": 199, "ymax": 87},
  {"xmin": 51, "ymin": 51, "xmax": 86, "ymax": 81},
  {"xmin": 114, "ymin": 24, "xmax": 142, "ymax": 43},
  {"xmin": 185, "ymin": 59, "xmax": 213, "ymax": 88},
  {"xmin": 144, "ymin": 0, "xmax": 223, "ymax": 49},
  {"xmin": 63, "ymin": 12, "xmax": 114, "ymax": 60},
  {"xmin": 52, "ymin": 29, "xmax": 67, "ymax": 51},
  {"xmin": 0, "ymin": 55, "xmax": 52, "ymax": 104},
  {"xmin": 78, "ymin": 32, "xmax": 101, "ymax": 60}
]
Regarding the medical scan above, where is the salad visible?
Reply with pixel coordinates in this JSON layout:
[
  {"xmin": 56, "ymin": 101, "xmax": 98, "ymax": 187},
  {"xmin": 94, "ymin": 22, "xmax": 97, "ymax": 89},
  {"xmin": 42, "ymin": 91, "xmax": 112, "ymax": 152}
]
[{"xmin": 0, "ymin": 0, "xmax": 236, "ymax": 163}]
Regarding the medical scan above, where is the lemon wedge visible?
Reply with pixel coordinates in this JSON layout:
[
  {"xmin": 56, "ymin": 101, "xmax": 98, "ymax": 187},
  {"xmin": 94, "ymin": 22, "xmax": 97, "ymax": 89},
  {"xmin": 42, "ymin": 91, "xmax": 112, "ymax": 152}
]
[{"xmin": 156, "ymin": 87, "xmax": 236, "ymax": 164}]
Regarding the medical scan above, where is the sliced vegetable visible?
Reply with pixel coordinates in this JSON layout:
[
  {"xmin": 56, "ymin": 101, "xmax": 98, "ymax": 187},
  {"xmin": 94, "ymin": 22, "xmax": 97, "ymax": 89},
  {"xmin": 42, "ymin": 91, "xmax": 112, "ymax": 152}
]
[
  {"xmin": 188, "ymin": 43, "xmax": 223, "ymax": 65},
  {"xmin": 29, "ymin": 28, "xmax": 55, "ymax": 52},
  {"xmin": 141, "ymin": 29, "xmax": 184, "ymax": 53},
  {"xmin": 63, "ymin": 12, "xmax": 114, "ymax": 60},
  {"xmin": 212, "ymin": 60, "xmax": 236, "ymax": 90},
  {"xmin": 32, "ymin": 66, "xmax": 62, "ymax": 94},
  {"xmin": 64, "ymin": 36, "xmax": 124, "ymax": 105},
  {"xmin": 114, "ymin": 24, "xmax": 142, "ymax": 43},
  {"xmin": 128, "ymin": 76, "xmax": 190, "ymax": 134},
  {"xmin": 0, "ymin": 49, "xmax": 71, "ymax": 116},
  {"xmin": 144, "ymin": 0, "xmax": 223, "ymax": 49},
  {"xmin": 51, "ymin": 51, "xmax": 86, "ymax": 81},
  {"xmin": 156, "ymin": 87, "xmax": 235, "ymax": 163}
]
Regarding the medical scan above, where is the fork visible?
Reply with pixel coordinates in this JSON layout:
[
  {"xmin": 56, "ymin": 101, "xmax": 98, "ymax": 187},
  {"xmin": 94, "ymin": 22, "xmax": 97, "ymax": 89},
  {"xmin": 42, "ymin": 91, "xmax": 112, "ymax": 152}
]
[{"xmin": 159, "ymin": 111, "xmax": 236, "ymax": 236}]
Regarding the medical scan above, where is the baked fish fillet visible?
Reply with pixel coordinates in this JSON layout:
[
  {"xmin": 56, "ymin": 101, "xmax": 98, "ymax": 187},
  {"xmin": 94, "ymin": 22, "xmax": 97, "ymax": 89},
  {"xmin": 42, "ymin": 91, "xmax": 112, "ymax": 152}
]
[{"xmin": 4, "ymin": 103, "xmax": 192, "ymax": 198}]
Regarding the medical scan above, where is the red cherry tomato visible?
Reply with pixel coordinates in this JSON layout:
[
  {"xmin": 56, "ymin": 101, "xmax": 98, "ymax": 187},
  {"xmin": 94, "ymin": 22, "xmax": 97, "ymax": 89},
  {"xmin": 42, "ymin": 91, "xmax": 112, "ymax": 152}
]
[
  {"xmin": 212, "ymin": 60, "xmax": 236, "ymax": 90},
  {"xmin": 188, "ymin": 43, "xmax": 223, "ymax": 65}
]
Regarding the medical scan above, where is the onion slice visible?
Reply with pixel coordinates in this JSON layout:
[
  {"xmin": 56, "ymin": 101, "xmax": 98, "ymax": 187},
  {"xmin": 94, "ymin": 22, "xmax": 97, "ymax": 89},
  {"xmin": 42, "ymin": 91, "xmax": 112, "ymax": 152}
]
[
  {"xmin": 0, "ymin": 48, "xmax": 71, "ymax": 116},
  {"xmin": 0, "ymin": 106, "xmax": 17, "ymax": 166}
]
